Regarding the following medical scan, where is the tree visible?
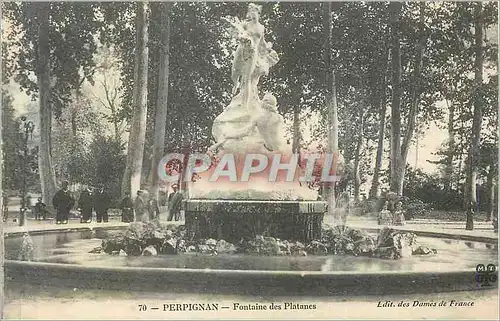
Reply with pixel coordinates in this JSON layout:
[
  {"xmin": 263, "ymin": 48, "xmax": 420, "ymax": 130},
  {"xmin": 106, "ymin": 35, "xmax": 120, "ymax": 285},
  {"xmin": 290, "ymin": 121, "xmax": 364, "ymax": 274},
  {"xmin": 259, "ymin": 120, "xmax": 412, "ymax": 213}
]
[
  {"xmin": 121, "ymin": 2, "xmax": 150, "ymax": 198},
  {"xmin": 323, "ymin": 2, "xmax": 340, "ymax": 219},
  {"xmin": 464, "ymin": 2, "xmax": 485, "ymax": 230},
  {"xmin": 91, "ymin": 45, "xmax": 125, "ymax": 143},
  {"xmin": 150, "ymin": 2, "xmax": 172, "ymax": 195},
  {"xmin": 388, "ymin": 3, "xmax": 429, "ymax": 196},
  {"xmin": 369, "ymin": 45, "xmax": 390, "ymax": 199},
  {"xmin": 0, "ymin": 67, "xmax": 4, "ymax": 321},
  {"xmin": 424, "ymin": 2, "xmax": 496, "ymax": 207},
  {"xmin": 4, "ymin": 2, "xmax": 102, "ymax": 203},
  {"xmin": 353, "ymin": 109, "xmax": 368, "ymax": 201},
  {"xmin": 101, "ymin": 3, "xmax": 244, "ymax": 167},
  {"xmin": 51, "ymin": 92, "xmax": 103, "ymax": 184},
  {"xmin": 87, "ymin": 136, "xmax": 126, "ymax": 206},
  {"xmin": 36, "ymin": 2, "xmax": 57, "ymax": 204},
  {"xmin": 264, "ymin": 2, "xmax": 326, "ymax": 153}
]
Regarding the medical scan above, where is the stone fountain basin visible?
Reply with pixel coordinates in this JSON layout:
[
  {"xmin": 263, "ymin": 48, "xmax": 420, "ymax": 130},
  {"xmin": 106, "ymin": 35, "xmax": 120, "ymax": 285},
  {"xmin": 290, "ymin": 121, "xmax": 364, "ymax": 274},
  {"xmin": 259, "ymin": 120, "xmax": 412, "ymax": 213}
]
[{"xmin": 4, "ymin": 227, "xmax": 498, "ymax": 296}]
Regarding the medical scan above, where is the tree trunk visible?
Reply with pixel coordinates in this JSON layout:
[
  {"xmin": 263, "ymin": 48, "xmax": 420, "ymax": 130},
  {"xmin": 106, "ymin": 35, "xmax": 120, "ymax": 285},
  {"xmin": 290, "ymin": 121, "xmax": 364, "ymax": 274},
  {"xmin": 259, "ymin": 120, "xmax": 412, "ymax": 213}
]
[
  {"xmin": 323, "ymin": 2, "xmax": 339, "ymax": 222},
  {"xmin": 292, "ymin": 104, "xmax": 300, "ymax": 154},
  {"xmin": 457, "ymin": 117, "xmax": 465, "ymax": 193},
  {"xmin": 122, "ymin": 2, "xmax": 149, "ymax": 198},
  {"xmin": 37, "ymin": 3, "xmax": 58, "ymax": 205},
  {"xmin": 103, "ymin": 75, "xmax": 121, "ymax": 143},
  {"xmin": 369, "ymin": 45, "xmax": 390, "ymax": 199},
  {"xmin": 151, "ymin": 2, "xmax": 171, "ymax": 196},
  {"xmin": 0, "ymin": 7, "xmax": 4, "ymax": 314},
  {"xmin": 398, "ymin": 27, "xmax": 427, "ymax": 195},
  {"xmin": 391, "ymin": 3, "xmax": 427, "ymax": 197},
  {"xmin": 388, "ymin": 2, "xmax": 403, "ymax": 195},
  {"xmin": 353, "ymin": 111, "xmax": 365, "ymax": 202},
  {"xmin": 71, "ymin": 93, "xmax": 78, "ymax": 138},
  {"xmin": 444, "ymin": 98, "xmax": 455, "ymax": 190},
  {"xmin": 111, "ymin": 108, "xmax": 120, "ymax": 143},
  {"xmin": 486, "ymin": 165, "xmax": 495, "ymax": 222},
  {"xmin": 465, "ymin": 2, "xmax": 484, "ymax": 231}
]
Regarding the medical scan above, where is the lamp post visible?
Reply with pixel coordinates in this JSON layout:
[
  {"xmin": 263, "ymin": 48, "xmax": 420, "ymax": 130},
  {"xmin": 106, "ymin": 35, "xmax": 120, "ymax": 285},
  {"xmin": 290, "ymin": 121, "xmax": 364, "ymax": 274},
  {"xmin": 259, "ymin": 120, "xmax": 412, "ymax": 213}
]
[{"xmin": 19, "ymin": 116, "xmax": 35, "ymax": 226}]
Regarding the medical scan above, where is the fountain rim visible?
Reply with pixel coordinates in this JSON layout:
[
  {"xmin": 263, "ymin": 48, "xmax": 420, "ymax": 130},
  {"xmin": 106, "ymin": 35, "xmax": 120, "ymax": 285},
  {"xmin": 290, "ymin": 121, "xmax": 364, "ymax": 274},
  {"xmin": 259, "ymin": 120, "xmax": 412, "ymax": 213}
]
[
  {"xmin": 4, "ymin": 225, "xmax": 497, "ymax": 244},
  {"xmin": 4, "ymin": 225, "xmax": 497, "ymax": 295},
  {"xmin": 3, "ymin": 259, "xmax": 485, "ymax": 276}
]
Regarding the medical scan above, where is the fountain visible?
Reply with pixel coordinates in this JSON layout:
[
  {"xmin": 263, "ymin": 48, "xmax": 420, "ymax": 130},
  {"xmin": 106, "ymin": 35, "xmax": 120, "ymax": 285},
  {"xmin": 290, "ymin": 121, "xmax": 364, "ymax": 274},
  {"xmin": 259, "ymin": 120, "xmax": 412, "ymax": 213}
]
[
  {"xmin": 4, "ymin": 223, "xmax": 498, "ymax": 295},
  {"xmin": 3, "ymin": 3, "xmax": 498, "ymax": 299},
  {"xmin": 183, "ymin": 4, "xmax": 328, "ymax": 243}
]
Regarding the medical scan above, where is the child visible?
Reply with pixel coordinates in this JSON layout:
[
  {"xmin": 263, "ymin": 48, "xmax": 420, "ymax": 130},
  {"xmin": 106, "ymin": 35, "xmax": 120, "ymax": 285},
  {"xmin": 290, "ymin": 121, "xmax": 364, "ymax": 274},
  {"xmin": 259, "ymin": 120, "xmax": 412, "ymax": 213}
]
[
  {"xmin": 120, "ymin": 192, "xmax": 134, "ymax": 223},
  {"xmin": 34, "ymin": 197, "xmax": 48, "ymax": 220}
]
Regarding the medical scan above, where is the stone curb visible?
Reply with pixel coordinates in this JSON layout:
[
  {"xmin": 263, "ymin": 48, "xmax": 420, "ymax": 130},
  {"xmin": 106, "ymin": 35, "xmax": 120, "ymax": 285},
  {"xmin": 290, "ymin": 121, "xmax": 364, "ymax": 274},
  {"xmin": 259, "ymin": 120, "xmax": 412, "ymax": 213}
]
[{"xmin": 4, "ymin": 225, "xmax": 498, "ymax": 296}]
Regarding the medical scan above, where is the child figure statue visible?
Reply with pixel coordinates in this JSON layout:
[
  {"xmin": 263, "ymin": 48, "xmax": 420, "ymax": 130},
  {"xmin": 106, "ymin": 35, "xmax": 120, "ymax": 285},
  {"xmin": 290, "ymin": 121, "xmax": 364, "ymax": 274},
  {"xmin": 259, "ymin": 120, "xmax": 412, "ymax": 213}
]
[{"xmin": 392, "ymin": 200, "xmax": 406, "ymax": 226}]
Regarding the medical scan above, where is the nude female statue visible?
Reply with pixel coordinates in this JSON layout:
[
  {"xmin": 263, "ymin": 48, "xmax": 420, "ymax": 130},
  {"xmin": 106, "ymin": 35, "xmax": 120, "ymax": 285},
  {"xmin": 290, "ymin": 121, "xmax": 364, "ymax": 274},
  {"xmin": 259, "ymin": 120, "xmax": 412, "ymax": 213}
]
[
  {"xmin": 208, "ymin": 4, "xmax": 282, "ymax": 155},
  {"xmin": 226, "ymin": 4, "xmax": 279, "ymax": 109}
]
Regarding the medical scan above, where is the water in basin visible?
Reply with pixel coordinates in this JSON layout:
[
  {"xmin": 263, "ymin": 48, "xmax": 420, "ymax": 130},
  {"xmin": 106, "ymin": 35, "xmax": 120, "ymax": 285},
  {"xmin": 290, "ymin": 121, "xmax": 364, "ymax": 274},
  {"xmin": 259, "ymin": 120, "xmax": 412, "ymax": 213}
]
[{"xmin": 5, "ymin": 230, "xmax": 498, "ymax": 273}]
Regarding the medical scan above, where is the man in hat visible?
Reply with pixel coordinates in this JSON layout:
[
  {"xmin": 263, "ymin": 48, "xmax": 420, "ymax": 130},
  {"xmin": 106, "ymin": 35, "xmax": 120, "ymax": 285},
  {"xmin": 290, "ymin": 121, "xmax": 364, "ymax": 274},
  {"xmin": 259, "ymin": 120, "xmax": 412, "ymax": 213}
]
[
  {"xmin": 148, "ymin": 193, "xmax": 160, "ymax": 221},
  {"xmin": 53, "ymin": 181, "xmax": 75, "ymax": 224},
  {"xmin": 134, "ymin": 190, "xmax": 148, "ymax": 222},
  {"xmin": 120, "ymin": 192, "xmax": 134, "ymax": 223},
  {"xmin": 94, "ymin": 187, "xmax": 110, "ymax": 223},
  {"xmin": 167, "ymin": 184, "xmax": 183, "ymax": 221},
  {"xmin": 78, "ymin": 186, "xmax": 94, "ymax": 223}
]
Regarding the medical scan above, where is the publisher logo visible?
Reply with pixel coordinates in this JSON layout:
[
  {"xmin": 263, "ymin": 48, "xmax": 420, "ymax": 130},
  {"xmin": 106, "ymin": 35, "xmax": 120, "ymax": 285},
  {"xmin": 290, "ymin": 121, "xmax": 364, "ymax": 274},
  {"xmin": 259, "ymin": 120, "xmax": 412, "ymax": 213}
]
[{"xmin": 475, "ymin": 263, "xmax": 497, "ymax": 287}]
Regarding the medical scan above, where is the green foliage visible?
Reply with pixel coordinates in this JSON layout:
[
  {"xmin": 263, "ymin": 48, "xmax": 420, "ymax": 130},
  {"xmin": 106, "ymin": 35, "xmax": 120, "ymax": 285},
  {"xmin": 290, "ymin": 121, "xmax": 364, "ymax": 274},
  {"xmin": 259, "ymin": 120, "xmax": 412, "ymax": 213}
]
[
  {"xmin": 87, "ymin": 136, "xmax": 126, "ymax": 206},
  {"xmin": 427, "ymin": 2, "xmax": 498, "ymax": 191},
  {"xmin": 2, "ymin": 92, "xmax": 21, "ymax": 190},
  {"xmin": 100, "ymin": 2, "xmax": 245, "ymax": 155},
  {"xmin": 264, "ymin": 2, "xmax": 325, "ymax": 114},
  {"xmin": 3, "ymin": 2, "xmax": 498, "ymax": 203},
  {"xmin": 4, "ymin": 2, "xmax": 103, "ymax": 117},
  {"xmin": 400, "ymin": 197, "xmax": 433, "ymax": 220},
  {"xmin": 1, "ymin": 91, "xmax": 39, "ymax": 192},
  {"xmin": 52, "ymin": 94, "xmax": 104, "ymax": 183},
  {"xmin": 403, "ymin": 166, "xmax": 460, "ymax": 212}
]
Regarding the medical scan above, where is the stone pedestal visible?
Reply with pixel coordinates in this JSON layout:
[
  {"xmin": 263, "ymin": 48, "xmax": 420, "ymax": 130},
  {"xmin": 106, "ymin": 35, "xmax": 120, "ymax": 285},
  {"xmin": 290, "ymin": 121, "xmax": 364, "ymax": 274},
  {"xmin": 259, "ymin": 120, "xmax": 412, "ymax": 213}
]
[{"xmin": 185, "ymin": 199, "xmax": 327, "ymax": 243}]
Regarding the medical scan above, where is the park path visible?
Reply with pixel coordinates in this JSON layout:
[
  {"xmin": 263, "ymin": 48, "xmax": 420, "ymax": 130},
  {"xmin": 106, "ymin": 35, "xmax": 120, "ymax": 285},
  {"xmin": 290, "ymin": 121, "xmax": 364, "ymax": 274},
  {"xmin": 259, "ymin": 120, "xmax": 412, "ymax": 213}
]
[{"xmin": 3, "ymin": 214, "xmax": 497, "ymax": 240}]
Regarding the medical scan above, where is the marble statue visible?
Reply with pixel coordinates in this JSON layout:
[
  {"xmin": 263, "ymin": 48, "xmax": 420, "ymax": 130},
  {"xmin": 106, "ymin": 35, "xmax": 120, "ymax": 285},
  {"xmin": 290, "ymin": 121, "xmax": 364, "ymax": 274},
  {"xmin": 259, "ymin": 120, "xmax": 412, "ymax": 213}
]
[
  {"xmin": 190, "ymin": 3, "xmax": 318, "ymax": 201},
  {"xmin": 392, "ymin": 200, "xmax": 405, "ymax": 226},
  {"xmin": 226, "ymin": 3, "xmax": 279, "ymax": 103},
  {"xmin": 209, "ymin": 93, "xmax": 287, "ymax": 154},
  {"xmin": 211, "ymin": 3, "xmax": 283, "ymax": 154},
  {"xmin": 378, "ymin": 201, "xmax": 392, "ymax": 225}
]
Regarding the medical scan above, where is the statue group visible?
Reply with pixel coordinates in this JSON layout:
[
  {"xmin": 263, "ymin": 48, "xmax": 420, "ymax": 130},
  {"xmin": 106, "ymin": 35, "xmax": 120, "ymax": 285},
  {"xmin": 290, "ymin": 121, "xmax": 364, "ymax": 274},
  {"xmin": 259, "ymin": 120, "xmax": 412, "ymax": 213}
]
[
  {"xmin": 378, "ymin": 192, "xmax": 406, "ymax": 226},
  {"xmin": 210, "ymin": 3, "xmax": 287, "ymax": 155}
]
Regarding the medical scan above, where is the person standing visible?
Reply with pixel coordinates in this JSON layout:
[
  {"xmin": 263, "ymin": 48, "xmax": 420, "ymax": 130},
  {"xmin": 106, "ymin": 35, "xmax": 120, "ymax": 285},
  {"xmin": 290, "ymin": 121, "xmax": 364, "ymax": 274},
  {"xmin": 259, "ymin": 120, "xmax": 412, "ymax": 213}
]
[
  {"xmin": 167, "ymin": 184, "xmax": 183, "ymax": 221},
  {"xmin": 2, "ymin": 192, "xmax": 8, "ymax": 222},
  {"xmin": 34, "ymin": 197, "xmax": 47, "ymax": 220},
  {"xmin": 26, "ymin": 194, "xmax": 33, "ymax": 216},
  {"xmin": 134, "ymin": 190, "xmax": 147, "ymax": 222},
  {"xmin": 94, "ymin": 187, "xmax": 110, "ymax": 223},
  {"xmin": 120, "ymin": 192, "xmax": 134, "ymax": 223},
  {"xmin": 53, "ymin": 181, "xmax": 75, "ymax": 224},
  {"xmin": 148, "ymin": 194, "xmax": 160, "ymax": 221},
  {"xmin": 78, "ymin": 187, "xmax": 94, "ymax": 223}
]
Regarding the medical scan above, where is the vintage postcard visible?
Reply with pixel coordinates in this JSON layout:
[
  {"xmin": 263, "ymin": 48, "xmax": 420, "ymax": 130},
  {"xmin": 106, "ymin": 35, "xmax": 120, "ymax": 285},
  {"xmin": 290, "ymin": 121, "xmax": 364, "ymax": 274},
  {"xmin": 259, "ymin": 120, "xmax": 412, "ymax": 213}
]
[{"xmin": 1, "ymin": 1, "xmax": 498, "ymax": 320}]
